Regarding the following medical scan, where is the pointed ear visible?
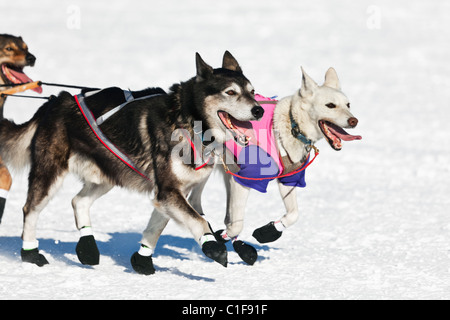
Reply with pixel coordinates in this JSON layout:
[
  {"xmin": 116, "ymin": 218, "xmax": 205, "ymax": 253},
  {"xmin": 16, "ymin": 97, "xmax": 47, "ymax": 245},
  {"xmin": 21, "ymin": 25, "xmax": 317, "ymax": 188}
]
[
  {"xmin": 300, "ymin": 67, "xmax": 318, "ymax": 98},
  {"xmin": 196, "ymin": 53, "xmax": 213, "ymax": 82},
  {"xmin": 324, "ymin": 67, "xmax": 341, "ymax": 90},
  {"xmin": 222, "ymin": 51, "xmax": 243, "ymax": 73}
]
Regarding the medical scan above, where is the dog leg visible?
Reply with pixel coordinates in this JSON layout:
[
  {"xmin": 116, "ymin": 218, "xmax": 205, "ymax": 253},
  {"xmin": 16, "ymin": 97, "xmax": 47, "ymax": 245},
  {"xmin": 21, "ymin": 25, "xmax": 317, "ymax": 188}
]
[
  {"xmin": 157, "ymin": 188, "xmax": 227, "ymax": 267},
  {"xmin": 131, "ymin": 208, "xmax": 169, "ymax": 275},
  {"xmin": 0, "ymin": 158, "xmax": 12, "ymax": 224},
  {"xmin": 214, "ymin": 175, "xmax": 257, "ymax": 265},
  {"xmin": 72, "ymin": 182, "xmax": 112, "ymax": 265},
  {"xmin": 21, "ymin": 172, "xmax": 67, "ymax": 266},
  {"xmin": 223, "ymin": 176, "xmax": 249, "ymax": 239},
  {"xmin": 252, "ymin": 182, "xmax": 298, "ymax": 243},
  {"xmin": 21, "ymin": 124, "xmax": 71, "ymax": 266},
  {"xmin": 190, "ymin": 180, "xmax": 247, "ymax": 266},
  {"xmin": 188, "ymin": 179, "xmax": 220, "ymax": 240},
  {"xmin": 131, "ymin": 187, "xmax": 228, "ymax": 275},
  {"xmin": 188, "ymin": 178, "xmax": 207, "ymax": 215},
  {"xmin": 278, "ymin": 182, "xmax": 299, "ymax": 228}
]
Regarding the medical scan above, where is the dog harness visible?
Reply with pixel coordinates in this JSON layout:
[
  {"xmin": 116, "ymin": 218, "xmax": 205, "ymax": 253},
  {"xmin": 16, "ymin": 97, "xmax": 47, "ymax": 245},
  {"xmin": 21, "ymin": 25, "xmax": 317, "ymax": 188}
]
[
  {"xmin": 224, "ymin": 94, "xmax": 309, "ymax": 193},
  {"xmin": 74, "ymin": 88, "xmax": 213, "ymax": 181},
  {"xmin": 74, "ymin": 89, "xmax": 154, "ymax": 180}
]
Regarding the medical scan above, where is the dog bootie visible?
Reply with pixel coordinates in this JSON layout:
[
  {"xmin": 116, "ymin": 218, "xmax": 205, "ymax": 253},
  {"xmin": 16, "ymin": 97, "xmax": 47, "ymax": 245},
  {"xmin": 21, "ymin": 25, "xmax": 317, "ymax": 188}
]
[
  {"xmin": 76, "ymin": 235, "xmax": 100, "ymax": 265},
  {"xmin": 252, "ymin": 221, "xmax": 283, "ymax": 243},
  {"xmin": 201, "ymin": 234, "xmax": 227, "ymax": 267},
  {"xmin": 21, "ymin": 248, "xmax": 49, "ymax": 267},
  {"xmin": 213, "ymin": 229, "xmax": 230, "ymax": 244},
  {"xmin": 233, "ymin": 240, "xmax": 258, "ymax": 265},
  {"xmin": 130, "ymin": 251, "xmax": 155, "ymax": 275}
]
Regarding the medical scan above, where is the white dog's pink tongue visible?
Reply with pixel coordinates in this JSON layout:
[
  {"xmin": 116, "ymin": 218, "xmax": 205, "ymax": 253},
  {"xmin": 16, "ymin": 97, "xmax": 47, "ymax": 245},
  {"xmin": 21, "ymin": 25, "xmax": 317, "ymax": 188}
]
[{"xmin": 327, "ymin": 123, "xmax": 362, "ymax": 141}]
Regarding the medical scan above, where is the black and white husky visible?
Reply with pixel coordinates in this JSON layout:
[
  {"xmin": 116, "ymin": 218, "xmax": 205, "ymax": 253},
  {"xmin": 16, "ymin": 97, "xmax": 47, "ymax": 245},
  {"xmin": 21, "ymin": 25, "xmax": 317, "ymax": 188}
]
[
  {"xmin": 191, "ymin": 67, "xmax": 362, "ymax": 265},
  {"xmin": 0, "ymin": 51, "xmax": 263, "ymax": 275}
]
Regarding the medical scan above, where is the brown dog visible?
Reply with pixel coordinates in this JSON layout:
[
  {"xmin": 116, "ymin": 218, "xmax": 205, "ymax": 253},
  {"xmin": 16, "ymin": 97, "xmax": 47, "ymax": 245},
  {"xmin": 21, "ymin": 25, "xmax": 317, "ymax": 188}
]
[{"xmin": 0, "ymin": 34, "xmax": 40, "ymax": 222}]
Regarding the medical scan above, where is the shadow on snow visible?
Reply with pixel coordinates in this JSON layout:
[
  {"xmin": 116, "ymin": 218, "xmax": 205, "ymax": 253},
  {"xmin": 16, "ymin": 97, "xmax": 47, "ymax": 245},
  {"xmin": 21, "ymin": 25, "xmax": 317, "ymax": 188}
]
[{"xmin": 0, "ymin": 232, "xmax": 273, "ymax": 280}]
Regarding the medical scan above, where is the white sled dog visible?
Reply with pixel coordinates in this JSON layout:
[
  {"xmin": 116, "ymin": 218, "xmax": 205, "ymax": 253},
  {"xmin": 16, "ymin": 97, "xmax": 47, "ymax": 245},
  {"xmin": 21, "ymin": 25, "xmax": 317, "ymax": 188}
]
[{"xmin": 189, "ymin": 67, "xmax": 362, "ymax": 265}]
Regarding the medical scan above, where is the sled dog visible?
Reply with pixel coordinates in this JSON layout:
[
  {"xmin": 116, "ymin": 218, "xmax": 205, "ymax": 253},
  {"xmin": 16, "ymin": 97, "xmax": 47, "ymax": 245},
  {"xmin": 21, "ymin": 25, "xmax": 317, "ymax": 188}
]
[
  {"xmin": 0, "ymin": 51, "xmax": 263, "ymax": 275},
  {"xmin": 0, "ymin": 33, "xmax": 41, "ymax": 224},
  {"xmin": 190, "ymin": 67, "xmax": 362, "ymax": 265}
]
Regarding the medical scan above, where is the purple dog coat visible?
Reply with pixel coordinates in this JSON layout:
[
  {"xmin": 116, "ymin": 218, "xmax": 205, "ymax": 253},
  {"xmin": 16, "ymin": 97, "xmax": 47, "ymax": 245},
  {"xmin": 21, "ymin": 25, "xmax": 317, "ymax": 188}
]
[{"xmin": 224, "ymin": 94, "xmax": 307, "ymax": 193}]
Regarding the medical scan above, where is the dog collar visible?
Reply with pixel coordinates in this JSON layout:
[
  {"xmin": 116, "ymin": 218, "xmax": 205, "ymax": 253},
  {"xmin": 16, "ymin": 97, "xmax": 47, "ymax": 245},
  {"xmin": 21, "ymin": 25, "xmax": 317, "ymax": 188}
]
[{"xmin": 289, "ymin": 109, "xmax": 313, "ymax": 146}]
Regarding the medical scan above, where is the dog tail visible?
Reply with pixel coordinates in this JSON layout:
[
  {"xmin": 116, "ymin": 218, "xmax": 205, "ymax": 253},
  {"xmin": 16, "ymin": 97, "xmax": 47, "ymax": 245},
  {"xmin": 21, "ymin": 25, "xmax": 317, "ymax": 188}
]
[
  {"xmin": 0, "ymin": 97, "xmax": 56, "ymax": 172},
  {"xmin": 0, "ymin": 119, "xmax": 37, "ymax": 172}
]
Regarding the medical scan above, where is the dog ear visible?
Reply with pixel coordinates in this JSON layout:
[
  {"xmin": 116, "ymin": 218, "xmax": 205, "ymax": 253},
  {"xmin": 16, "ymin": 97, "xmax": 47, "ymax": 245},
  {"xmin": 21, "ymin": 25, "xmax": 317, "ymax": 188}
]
[
  {"xmin": 299, "ymin": 67, "xmax": 318, "ymax": 98},
  {"xmin": 196, "ymin": 53, "xmax": 214, "ymax": 82},
  {"xmin": 323, "ymin": 67, "xmax": 341, "ymax": 90},
  {"xmin": 222, "ymin": 51, "xmax": 243, "ymax": 73}
]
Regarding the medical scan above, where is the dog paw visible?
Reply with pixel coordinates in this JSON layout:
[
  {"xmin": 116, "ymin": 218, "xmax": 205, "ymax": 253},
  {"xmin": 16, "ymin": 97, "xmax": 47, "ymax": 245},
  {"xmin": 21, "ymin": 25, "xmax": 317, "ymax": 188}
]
[
  {"xmin": 130, "ymin": 252, "xmax": 156, "ymax": 275},
  {"xmin": 233, "ymin": 240, "xmax": 258, "ymax": 265},
  {"xmin": 213, "ymin": 229, "xmax": 230, "ymax": 244},
  {"xmin": 252, "ymin": 221, "xmax": 283, "ymax": 243},
  {"xmin": 201, "ymin": 234, "xmax": 227, "ymax": 267},
  {"xmin": 76, "ymin": 235, "xmax": 100, "ymax": 265},
  {"xmin": 21, "ymin": 248, "xmax": 49, "ymax": 267}
]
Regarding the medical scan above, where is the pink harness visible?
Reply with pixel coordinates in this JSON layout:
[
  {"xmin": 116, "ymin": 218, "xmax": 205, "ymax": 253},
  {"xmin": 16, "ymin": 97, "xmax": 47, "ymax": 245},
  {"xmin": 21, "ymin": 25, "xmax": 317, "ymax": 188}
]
[
  {"xmin": 224, "ymin": 94, "xmax": 283, "ymax": 172},
  {"xmin": 223, "ymin": 94, "xmax": 316, "ymax": 193}
]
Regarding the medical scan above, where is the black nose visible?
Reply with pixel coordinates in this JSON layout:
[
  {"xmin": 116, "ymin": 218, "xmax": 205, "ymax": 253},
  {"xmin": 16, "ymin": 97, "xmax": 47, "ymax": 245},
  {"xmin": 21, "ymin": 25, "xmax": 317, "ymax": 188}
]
[
  {"xmin": 251, "ymin": 106, "xmax": 264, "ymax": 120},
  {"xmin": 26, "ymin": 53, "xmax": 36, "ymax": 66}
]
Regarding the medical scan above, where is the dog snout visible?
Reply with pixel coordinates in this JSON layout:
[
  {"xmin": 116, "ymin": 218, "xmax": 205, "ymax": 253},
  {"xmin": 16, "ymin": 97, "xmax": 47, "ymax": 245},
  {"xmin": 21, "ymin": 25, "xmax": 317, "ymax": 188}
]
[
  {"xmin": 251, "ymin": 106, "xmax": 264, "ymax": 120},
  {"xmin": 348, "ymin": 117, "xmax": 358, "ymax": 128},
  {"xmin": 26, "ymin": 53, "xmax": 36, "ymax": 66}
]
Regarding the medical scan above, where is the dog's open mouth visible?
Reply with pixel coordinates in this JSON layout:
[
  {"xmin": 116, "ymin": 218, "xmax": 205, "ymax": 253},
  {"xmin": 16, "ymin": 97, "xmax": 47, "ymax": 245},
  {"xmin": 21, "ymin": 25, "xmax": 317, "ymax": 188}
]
[
  {"xmin": 218, "ymin": 111, "xmax": 254, "ymax": 146},
  {"xmin": 1, "ymin": 63, "xmax": 42, "ymax": 93},
  {"xmin": 319, "ymin": 120, "xmax": 362, "ymax": 151}
]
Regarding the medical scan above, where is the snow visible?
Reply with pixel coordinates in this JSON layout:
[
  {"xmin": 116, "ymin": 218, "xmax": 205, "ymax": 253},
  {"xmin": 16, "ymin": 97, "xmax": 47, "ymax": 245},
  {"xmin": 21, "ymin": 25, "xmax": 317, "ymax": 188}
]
[{"xmin": 1, "ymin": 0, "xmax": 450, "ymax": 300}]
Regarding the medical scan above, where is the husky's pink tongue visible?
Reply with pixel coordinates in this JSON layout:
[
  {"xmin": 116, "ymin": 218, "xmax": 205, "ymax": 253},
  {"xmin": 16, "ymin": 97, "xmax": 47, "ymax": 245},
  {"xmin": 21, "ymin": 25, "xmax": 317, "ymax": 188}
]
[
  {"xmin": 3, "ymin": 65, "xmax": 42, "ymax": 94},
  {"xmin": 231, "ymin": 117, "xmax": 254, "ymax": 136},
  {"xmin": 327, "ymin": 122, "xmax": 362, "ymax": 141}
]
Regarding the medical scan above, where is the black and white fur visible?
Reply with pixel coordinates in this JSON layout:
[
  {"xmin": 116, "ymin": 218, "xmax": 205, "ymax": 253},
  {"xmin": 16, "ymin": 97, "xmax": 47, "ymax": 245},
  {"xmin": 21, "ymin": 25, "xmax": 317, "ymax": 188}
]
[
  {"xmin": 190, "ymin": 67, "xmax": 361, "ymax": 264},
  {"xmin": 0, "ymin": 51, "xmax": 263, "ymax": 274}
]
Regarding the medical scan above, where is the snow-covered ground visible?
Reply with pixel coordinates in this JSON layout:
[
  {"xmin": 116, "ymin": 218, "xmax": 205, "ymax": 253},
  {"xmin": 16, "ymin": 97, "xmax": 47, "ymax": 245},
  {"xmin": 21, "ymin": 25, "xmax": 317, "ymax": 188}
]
[{"xmin": 1, "ymin": 0, "xmax": 449, "ymax": 300}]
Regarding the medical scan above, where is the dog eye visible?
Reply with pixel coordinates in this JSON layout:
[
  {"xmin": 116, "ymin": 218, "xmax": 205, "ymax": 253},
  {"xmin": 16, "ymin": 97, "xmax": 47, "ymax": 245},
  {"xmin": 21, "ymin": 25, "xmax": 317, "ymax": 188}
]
[
  {"xmin": 347, "ymin": 103, "xmax": 350, "ymax": 108},
  {"xmin": 326, "ymin": 103, "xmax": 336, "ymax": 109},
  {"xmin": 250, "ymin": 89, "xmax": 255, "ymax": 95},
  {"xmin": 226, "ymin": 90, "xmax": 236, "ymax": 96},
  {"xmin": 5, "ymin": 47, "xmax": 13, "ymax": 52}
]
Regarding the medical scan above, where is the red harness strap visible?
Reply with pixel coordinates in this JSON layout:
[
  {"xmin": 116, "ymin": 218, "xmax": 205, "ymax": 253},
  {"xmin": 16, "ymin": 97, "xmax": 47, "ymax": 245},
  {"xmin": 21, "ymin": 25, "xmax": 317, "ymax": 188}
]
[{"xmin": 74, "ymin": 93, "xmax": 213, "ymax": 182}]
